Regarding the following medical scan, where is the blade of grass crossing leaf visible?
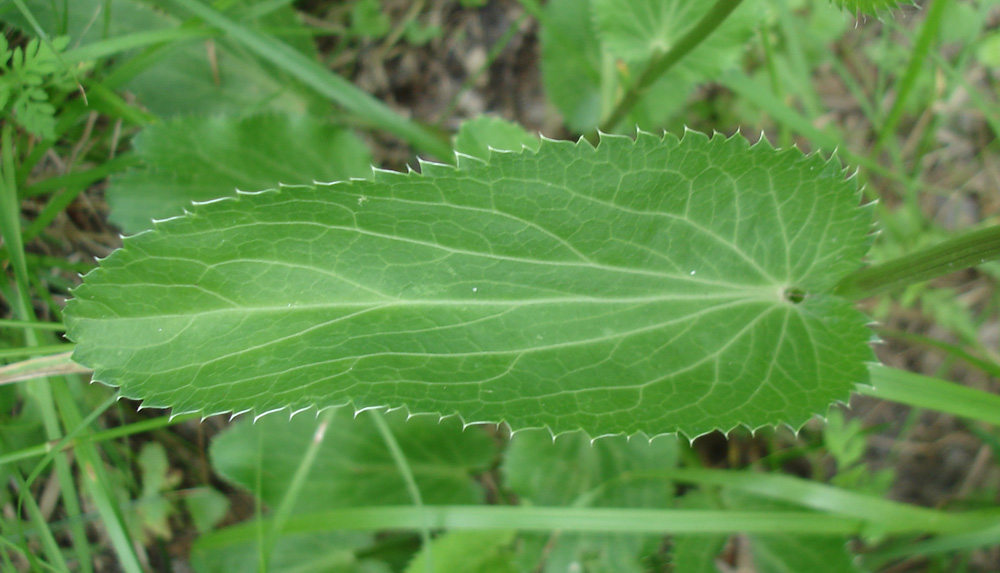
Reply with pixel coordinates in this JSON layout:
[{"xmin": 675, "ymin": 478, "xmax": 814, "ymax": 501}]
[
  {"xmin": 190, "ymin": 505, "xmax": 994, "ymax": 540},
  {"xmin": 259, "ymin": 408, "xmax": 338, "ymax": 571},
  {"xmin": 160, "ymin": 0, "xmax": 452, "ymax": 160},
  {"xmin": 371, "ymin": 411, "xmax": 434, "ymax": 573},
  {"xmin": 860, "ymin": 365, "xmax": 1000, "ymax": 427}
]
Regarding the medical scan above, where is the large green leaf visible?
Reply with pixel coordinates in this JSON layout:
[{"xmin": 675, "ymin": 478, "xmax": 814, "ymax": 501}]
[
  {"xmin": 66, "ymin": 131, "xmax": 874, "ymax": 438},
  {"xmin": 107, "ymin": 114, "xmax": 373, "ymax": 234}
]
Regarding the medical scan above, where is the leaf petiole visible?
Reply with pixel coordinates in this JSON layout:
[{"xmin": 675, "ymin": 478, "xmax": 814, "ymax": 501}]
[{"xmin": 834, "ymin": 224, "xmax": 1000, "ymax": 300}]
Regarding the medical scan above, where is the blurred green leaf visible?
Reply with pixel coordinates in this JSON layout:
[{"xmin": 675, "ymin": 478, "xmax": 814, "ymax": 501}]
[
  {"xmin": 503, "ymin": 429, "xmax": 679, "ymax": 572},
  {"xmin": 405, "ymin": 530, "xmax": 517, "ymax": 573},
  {"xmin": 210, "ymin": 410, "xmax": 495, "ymax": 510},
  {"xmin": 453, "ymin": 116, "xmax": 540, "ymax": 161},
  {"xmin": 107, "ymin": 113, "xmax": 373, "ymax": 234}
]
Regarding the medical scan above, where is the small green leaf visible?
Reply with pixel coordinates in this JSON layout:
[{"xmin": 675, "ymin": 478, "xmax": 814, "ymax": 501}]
[
  {"xmin": 67, "ymin": 131, "xmax": 874, "ymax": 438},
  {"xmin": 107, "ymin": 113, "xmax": 373, "ymax": 234},
  {"xmin": 453, "ymin": 116, "xmax": 540, "ymax": 161},
  {"xmin": 191, "ymin": 529, "xmax": 374, "ymax": 573},
  {"xmin": 405, "ymin": 530, "xmax": 517, "ymax": 573},
  {"xmin": 183, "ymin": 487, "xmax": 230, "ymax": 534},
  {"xmin": 351, "ymin": 0, "xmax": 391, "ymax": 39}
]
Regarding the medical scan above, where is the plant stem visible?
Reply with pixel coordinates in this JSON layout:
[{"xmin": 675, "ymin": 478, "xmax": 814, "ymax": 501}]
[
  {"xmin": 596, "ymin": 0, "xmax": 746, "ymax": 134},
  {"xmin": 834, "ymin": 224, "xmax": 1000, "ymax": 300}
]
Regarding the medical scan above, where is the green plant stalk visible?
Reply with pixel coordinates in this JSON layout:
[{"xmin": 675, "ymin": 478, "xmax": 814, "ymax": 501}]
[
  {"xmin": 161, "ymin": 0, "xmax": 453, "ymax": 160},
  {"xmin": 598, "ymin": 0, "xmax": 746, "ymax": 133},
  {"xmin": 833, "ymin": 224, "xmax": 1000, "ymax": 299},
  {"xmin": 874, "ymin": 0, "xmax": 949, "ymax": 150},
  {"xmin": 859, "ymin": 364, "xmax": 1000, "ymax": 427},
  {"xmin": 259, "ymin": 408, "xmax": 337, "ymax": 571},
  {"xmin": 371, "ymin": 411, "xmax": 433, "ymax": 573}
]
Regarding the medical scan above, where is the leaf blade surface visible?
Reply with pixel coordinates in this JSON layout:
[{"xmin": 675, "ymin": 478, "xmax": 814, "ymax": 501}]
[{"xmin": 67, "ymin": 131, "xmax": 873, "ymax": 437}]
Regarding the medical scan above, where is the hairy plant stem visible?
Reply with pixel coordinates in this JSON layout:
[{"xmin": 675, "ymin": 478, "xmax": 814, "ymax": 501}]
[
  {"xmin": 596, "ymin": 0, "xmax": 746, "ymax": 135},
  {"xmin": 834, "ymin": 224, "xmax": 1000, "ymax": 300}
]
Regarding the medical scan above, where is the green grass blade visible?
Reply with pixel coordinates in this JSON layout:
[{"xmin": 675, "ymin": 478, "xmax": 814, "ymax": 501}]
[
  {"xmin": 50, "ymin": 381, "xmax": 144, "ymax": 573},
  {"xmin": 10, "ymin": 474, "xmax": 70, "ymax": 571},
  {"xmin": 0, "ymin": 319, "xmax": 66, "ymax": 330},
  {"xmin": 867, "ymin": 521, "xmax": 1000, "ymax": 563},
  {"xmin": 0, "ymin": 344, "xmax": 75, "ymax": 361},
  {"xmin": 371, "ymin": 411, "xmax": 433, "ymax": 572},
  {"xmin": 874, "ymin": 0, "xmax": 949, "ymax": 148},
  {"xmin": 860, "ymin": 364, "xmax": 1000, "ymax": 426},
  {"xmin": 661, "ymin": 468, "xmax": 964, "ymax": 532},
  {"xmin": 1, "ymin": 123, "xmax": 95, "ymax": 573},
  {"xmin": 160, "ymin": 0, "xmax": 452, "ymax": 160},
  {"xmin": 259, "ymin": 408, "xmax": 337, "ymax": 570},
  {"xmin": 195, "ymin": 504, "xmax": 998, "ymax": 544},
  {"xmin": 62, "ymin": 27, "xmax": 217, "ymax": 63}
]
